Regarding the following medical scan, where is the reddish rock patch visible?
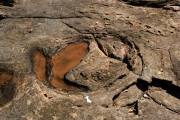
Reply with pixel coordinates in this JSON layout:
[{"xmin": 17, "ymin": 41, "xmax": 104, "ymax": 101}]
[
  {"xmin": 50, "ymin": 42, "xmax": 89, "ymax": 91},
  {"xmin": 33, "ymin": 50, "xmax": 47, "ymax": 82},
  {"xmin": 0, "ymin": 71, "xmax": 15, "ymax": 106},
  {"xmin": 33, "ymin": 42, "xmax": 89, "ymax": 91},
  {"xmin": 0, "ymin": 72, "xmax": 13, "ymax": 85}
]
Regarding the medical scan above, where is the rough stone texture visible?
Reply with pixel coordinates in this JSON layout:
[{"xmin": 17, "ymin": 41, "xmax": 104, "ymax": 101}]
[
  {"xmin": 148, "ymin": 85, "xmax": 180, "ymax": 113},
  {"xmin": 169, "ymin": 45, "xmax": 180, "ymax": 86},
  {"xmin": 65, "ymin": 40, "xmax": 129, "ymax": 91},
  {"xmin": 0, "ymin": 0, "xmax": 180, "ymax": 119}
]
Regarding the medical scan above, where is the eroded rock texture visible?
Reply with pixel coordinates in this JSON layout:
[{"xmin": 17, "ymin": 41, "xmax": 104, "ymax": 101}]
[{"xmin": 0, "ymin": 0, "xmax": 180, "ymax": 119}]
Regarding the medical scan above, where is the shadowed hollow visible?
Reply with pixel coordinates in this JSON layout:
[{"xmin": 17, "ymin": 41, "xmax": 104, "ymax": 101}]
[{"xmin": 0, "ymin": 71, "xmax": 15, "ymax": 106}]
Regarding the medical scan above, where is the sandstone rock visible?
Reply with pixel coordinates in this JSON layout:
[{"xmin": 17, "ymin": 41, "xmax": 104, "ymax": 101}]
[
  {"xmin": 65, "ymin": 40, "xmax": 129, "ymax": 91},
  {"xmin": 0, "ymin": 0, "xmax": 180, "ymax": 119},
  {"xmin": 169, "ymin": 45, "xmax": 180, "ymax": 86},
  {"xmin": 112, "ymin": 85, "xmax": 143, "ymax": 107},
  {"xmin": 138, "ymin": 98, "xmax": 180, "ymax": 120}
]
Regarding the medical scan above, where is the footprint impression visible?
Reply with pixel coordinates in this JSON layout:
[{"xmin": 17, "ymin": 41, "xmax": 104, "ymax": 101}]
[{"xmin": 33, "ymin": 41, "xmax": 89, "ymax": 92}]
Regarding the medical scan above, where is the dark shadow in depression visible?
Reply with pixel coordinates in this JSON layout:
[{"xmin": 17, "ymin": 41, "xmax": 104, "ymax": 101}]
[{"xmin": 0, "ymin": 69, "xmax": 15, "ymax": 107}]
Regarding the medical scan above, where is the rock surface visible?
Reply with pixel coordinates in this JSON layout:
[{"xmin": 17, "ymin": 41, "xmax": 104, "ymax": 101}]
[{"xmin": 0, "ymin": 0, "xmax": 180, "ymax": 119}]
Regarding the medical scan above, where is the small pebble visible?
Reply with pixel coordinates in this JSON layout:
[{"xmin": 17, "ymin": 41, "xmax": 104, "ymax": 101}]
[
  {"xmin": 85, "ymin": 96, "xmax": 92, "ymax": 103},
  {"xmin": 143, "ymin": 94, "xmax": 149, "ymax": 98}
]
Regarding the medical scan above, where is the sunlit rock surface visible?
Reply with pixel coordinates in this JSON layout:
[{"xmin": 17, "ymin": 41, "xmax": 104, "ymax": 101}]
[{"xmin": 0, "ymin": 0, "xmax": 180, "ymax": 119}]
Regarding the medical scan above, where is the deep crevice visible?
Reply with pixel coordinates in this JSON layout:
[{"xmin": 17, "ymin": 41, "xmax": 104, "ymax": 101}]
[
  {"xmin": 0, "ymin": 0, "xmax": 14, "ymax": 7},
  {"xmin": 151, "ymin": 78, "xmax": 180, "ymax": 99},
  {"xmin": 123, "ymin": 55, "xmax": 133, "ymax": 70},
  {"xmin": 122, "ymin": 0, "xmax": 167, "ymax": 8},
  {"xmin": 134, "ymin": 100, "xmax": 138, "ymax": 115},
  {"xmin": 136, "ymin": 79, "xmax": 149, "ymax": 92},
  {"xmin": 135, "ymin": 78, "xmax": 180, "ymax": 114},
  {"xmin": 136, "ymin": 78, "xmax": 180, "ymax": 100},
  {"xmin": 0, "ymin": 15, "xmax": 6, "ymax": 20},
  {"xmin": 0, "ymin": 16, "xmax": 85, "ymax": 20}
]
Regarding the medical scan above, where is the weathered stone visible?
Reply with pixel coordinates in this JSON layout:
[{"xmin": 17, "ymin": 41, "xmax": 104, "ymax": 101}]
[
  {"xmin": 138, "ymin": 98, "xmax": 180, "ymax": 120},
  {"xmin": 96, "ymin": 36, "xmax": 130, "ymax": 61},
  {"xmin": 111, "ymin": 85, "xmax": 143, "ymax": 107},
  {"xmin": 148, "ymin": 86, "xmax": 180, "ymax": 113},
  {"xmin": 169, "ymin": 45, "xmax": 180, "ymax": 86},
  {"xmin": 0, "ymin": 0, "xmax": 180, "ymax": 119},
  {"xmin": 65, "ymin": 40, "xmax": 129, "ymax": 91}
]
